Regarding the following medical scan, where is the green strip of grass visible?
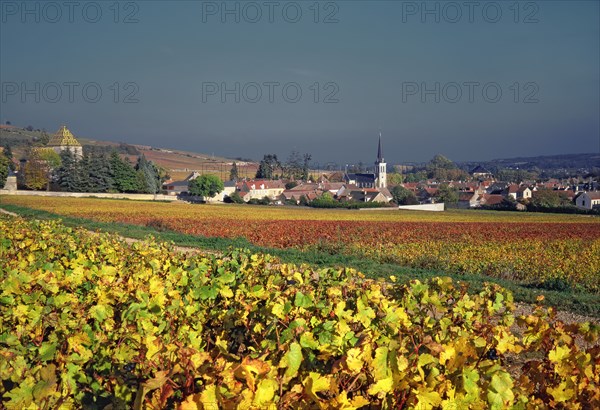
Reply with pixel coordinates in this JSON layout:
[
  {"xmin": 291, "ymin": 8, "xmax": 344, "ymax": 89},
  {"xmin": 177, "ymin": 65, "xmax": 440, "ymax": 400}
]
[{"xmin": 2, "ymin": 203, "xmax": 599, "ymax": 317}]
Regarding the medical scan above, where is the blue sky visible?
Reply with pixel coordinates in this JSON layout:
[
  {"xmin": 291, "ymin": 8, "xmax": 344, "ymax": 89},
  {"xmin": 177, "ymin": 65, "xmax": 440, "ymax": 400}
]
[{"xmin": 1, "ymin": 0, "xmax": 599, "ymax": 164}]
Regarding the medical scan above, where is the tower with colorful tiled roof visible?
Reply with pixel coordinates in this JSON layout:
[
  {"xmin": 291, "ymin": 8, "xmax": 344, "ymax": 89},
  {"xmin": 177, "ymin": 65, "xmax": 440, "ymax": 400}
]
[
  {"xmin": 375, "ymin": 132, "xmax": 387, "ymax": 188},
  {"xmin": 48, "ymin": 125, "xmax": 83, "ymax": 159}
]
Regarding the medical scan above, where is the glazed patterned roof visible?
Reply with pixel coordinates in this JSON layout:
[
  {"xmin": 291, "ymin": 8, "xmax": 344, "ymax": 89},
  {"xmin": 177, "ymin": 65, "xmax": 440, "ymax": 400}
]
[{"xmin": 48, "ymin": 125, "xmax": 81, "ymax": 147}]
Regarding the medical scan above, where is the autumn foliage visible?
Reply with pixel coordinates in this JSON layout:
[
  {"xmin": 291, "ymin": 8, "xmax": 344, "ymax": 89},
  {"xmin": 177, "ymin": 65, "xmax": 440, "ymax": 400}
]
[
  {"xmin": 3, "ymin": 196, "xmax": 599, "ymax": 293},
  {"xmin": 1, "ymin": 216, "xmax": 599, "ymax": 408}
]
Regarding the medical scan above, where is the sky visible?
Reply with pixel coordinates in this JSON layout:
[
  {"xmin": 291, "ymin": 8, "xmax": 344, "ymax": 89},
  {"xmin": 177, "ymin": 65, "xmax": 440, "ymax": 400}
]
[{"xmin": 1, "ymin": 0, "xmax": 599, "ymax": 164}]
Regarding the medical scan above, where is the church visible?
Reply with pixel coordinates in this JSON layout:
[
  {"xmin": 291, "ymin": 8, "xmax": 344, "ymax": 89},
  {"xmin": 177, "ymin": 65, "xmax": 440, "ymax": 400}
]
[{"xmin": 344, "ymin": 133, "xmax": 387, "ymax": 189}]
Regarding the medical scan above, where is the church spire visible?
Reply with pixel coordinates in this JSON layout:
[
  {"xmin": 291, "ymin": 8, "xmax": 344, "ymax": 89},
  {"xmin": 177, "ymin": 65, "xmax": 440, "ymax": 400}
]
[
  {"xmin": 375, "ymin": 131, "xmax": 387, "ymax": 188},
  {"xmin": 377, "ymin": 131, "xmax": 383, "ymax": 163}
]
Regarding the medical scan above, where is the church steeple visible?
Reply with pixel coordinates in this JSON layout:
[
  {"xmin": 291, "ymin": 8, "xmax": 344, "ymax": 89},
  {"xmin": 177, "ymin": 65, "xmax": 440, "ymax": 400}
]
[
  {"xmin": 375, "ymin": 131, "xmax": 387, "ymax": 188},
  {"xmin": 377, "ymin": 132, "xmax": 384, "ymax": 163}
]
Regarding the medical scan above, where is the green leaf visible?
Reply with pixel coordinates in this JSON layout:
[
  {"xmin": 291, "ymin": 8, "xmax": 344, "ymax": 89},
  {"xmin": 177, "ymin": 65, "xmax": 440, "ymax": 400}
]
[
  {"xmin": 462, "ymin": 367, "xmax": 480, "ymax": 400},
  {"xmin": 294, "ymin": 292, "xmax": 313, "ymax": 308},
  {"xmin": 299, "ymin": 332, "xmax": 319, "ymax": 350},
  {"xmin": 487, "ymin": 371, "xmax": 514, "ymax": 410},
  {"xmin": 89, "ymin": 304, "xmax": 110, "ymax": 322},
  {"xmin": 372, "ymin": 347, "xmax": 390, "ymax": 381},
  {"xmin": 33, "ymin": 364, "xmax": 57, "ymax": 402},
  {"xmin": 282, "ymin": 342, "xmax": 303, "ymax": 380},
  {"xmin": 39, "ymin": 341, "xmax": 57, "ymax": 362}
]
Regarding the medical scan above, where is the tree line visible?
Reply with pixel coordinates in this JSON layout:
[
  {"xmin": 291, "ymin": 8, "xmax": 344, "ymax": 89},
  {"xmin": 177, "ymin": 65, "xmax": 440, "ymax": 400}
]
[
  {"xmin": 254, "ymin": 151, "xmax": 312, "ymax": 181},
  {"xmin": 17, "ymin": 148, "xmax": 166, "ymax": 194}
]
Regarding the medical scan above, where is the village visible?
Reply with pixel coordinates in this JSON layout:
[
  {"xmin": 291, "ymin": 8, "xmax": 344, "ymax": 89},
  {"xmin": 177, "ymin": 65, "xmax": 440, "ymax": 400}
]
[
  {"xmin": 2, "ymin": 125, "xmax": 599, "ymax": 212},
  {"xmin": 161, "ymin": 133, "xmax": 599, "ymax": 211}
]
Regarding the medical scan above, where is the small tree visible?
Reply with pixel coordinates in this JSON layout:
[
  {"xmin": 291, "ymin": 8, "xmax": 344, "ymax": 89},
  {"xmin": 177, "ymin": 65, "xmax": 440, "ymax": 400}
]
[
  {"xmin": 23, "ymin": 154, "xmax": 49, "ymax": 190},
  {"xmin": 391, "ymin": 185, "xmax": 418, "ymax": 205},
  {"xmin": 255, "ymin": 154, "xmax": 280, "ymax": 179},
  {"xmin": 227, "ymin": 191, "xmax": 245, "ymax": 204},
  {"xmin": 188, "ymin": 174, "xmax": 224, "ymax": 199},
  {"xmin": 301, "ymin": 153, "xmax": 312, "ymax": 181},
  {"xmin": 109, "ymin": 151, "xmax": 140, "ymax": 193},
  {"xmin": 387, "ymin": 172, "xmax": 403, "ymax": 185},
  {"xmin": 229, "ymin": 162, "xmax": 239, "ymax": 181},
  {"xmin": 40, "ymin": 130, "xmax": 50, "ymax": 145},
  {"xmin": 0, "ymin": 151, "xmax": 10, "ymax": 188},
  {"xmin": 435, "ymin": 183, "xmax": 459, "ymax": 204},
  {"xmin": 55, "ymin": 150, "xmax": 78, "ymax": 191}
]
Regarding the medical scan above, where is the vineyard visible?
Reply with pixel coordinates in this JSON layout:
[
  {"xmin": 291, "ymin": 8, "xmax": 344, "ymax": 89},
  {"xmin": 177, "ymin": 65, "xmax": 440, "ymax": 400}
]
[
  {"xmin": 1, "ymin": 215, "xmax": 599, "ymax": 409},
  {"xmin": 2, "ymin": 196, "xmax": 599, "ymax": 293}
]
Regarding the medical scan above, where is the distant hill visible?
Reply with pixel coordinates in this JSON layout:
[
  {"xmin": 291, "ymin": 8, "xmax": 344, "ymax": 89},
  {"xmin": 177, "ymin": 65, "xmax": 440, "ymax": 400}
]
[
  {"xmin": 460, "ymin": 153, "xmax": 600, "ymax": 173},
  {"xmin": 0, "ymin": 125, "xmax": 258, "ymax": 181}
]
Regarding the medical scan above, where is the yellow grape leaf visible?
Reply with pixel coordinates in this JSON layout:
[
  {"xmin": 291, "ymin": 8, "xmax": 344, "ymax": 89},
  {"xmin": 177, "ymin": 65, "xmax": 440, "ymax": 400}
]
[
  {"xmin": 143, "ymin": 370, "xmax": 169, "ymax": 391},
  {"xmin": 396, "ymin": 355, "xmax": 409, "ymax": 373},
  {"xmin": 145, "ymin": 335, "xmax": 161, "ymax": 360},
  {"xmin": 253, "ymin": 379, "xmax": 278, "ymax": 407},
  {"xmin": 178, "ymin": 394, "xmax": 201, "ymax": 410},
  {"xmin": 272, "ymin": 302, "xmax": 285, "ymax": 320},
  {"xmin": 303, "ymin": 372, "xmax": 331, "ymax": 403},
  {"xmin": 367, "ymin": 377, "xmax": 393, "ymax": 397},
  {"xmin": 439, "ymin": 345, "xmax": 456, "ymax": 367},
  {"xmin": 415, "ymin": 389, "xmax": 442, "ymax": 409},
  {"xmin": 200, "ymin": 385, "xmax": 219, "ymax": 410},
  {"xmin": 67, "ymin": 332, "xmax": 90, "ymax": 355},
  {"xmin": 345, "ymin": 348, "xmax": 364, "ymax": 374},
  {"xmin": 548, "ymin": 345, "xmax": 570, "ymax": 364},
  {"xmin": 336, "ymin": 390, "xmax": 370, "ymax": 410},
  {"xmin": 219, "ymin": 286, "xmax": 233, "ymax": 298},
  {"xmin": 547, "ymin": 381, "xmax": 575, "ymax": 402}
]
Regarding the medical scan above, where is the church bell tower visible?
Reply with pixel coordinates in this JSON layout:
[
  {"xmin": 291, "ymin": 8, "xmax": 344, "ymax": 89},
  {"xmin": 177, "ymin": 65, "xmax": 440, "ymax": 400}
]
[{"xmin": 375, "ymin": 132, "xmax": 387, "ymax": 188}]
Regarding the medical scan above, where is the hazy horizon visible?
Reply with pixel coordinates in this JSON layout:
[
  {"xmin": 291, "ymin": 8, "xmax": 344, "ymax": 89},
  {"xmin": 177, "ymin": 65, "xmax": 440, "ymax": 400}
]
[{"xmin": 1, "ymin": 1, "xmax": 599, "ymax": 164}]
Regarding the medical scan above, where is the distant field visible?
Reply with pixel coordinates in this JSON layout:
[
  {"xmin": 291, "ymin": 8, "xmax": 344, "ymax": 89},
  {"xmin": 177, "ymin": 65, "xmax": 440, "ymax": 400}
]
[
  {"xmin": 2, "ymin": 195, "xmax": 599, "ymax": 293},
  {"xmin": 0, "ymin": 127, "xmax": 258, "ymax": 181}
]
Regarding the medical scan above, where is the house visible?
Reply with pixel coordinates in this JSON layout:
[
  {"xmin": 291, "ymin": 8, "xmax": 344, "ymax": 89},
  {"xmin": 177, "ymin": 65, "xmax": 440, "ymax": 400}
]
[
  {"xmin": 214, "ymin": 180, "xmax": 237, "ymax": 202},
  {"xmin": 517, "ymin": 186, "xmax": 532, "ymax": 200},
  {"xmin": 319, "ymin": 182, "xmax": 345, "ymax": 195},
  {"xmin": 505, "ymin": 184, "xmax": 520, "ymax": 200},
  {"xmin": 471, "ymin": 165, "xmax": 493, "ymax": 180},
  {"xmin": 47, "ymin": 125, "xmax": 83, "ymax": 159},
  {"xmin": 238, "ymin": 179, "xmax": 285, "ymax": 201},
  {"xmin": 486, "ymin": 182, "xmax": 507, "ymax": 195},
  {"xmin": 345, "ymin": 188, "xmax": 391, "ymax": 203},
  {"xmin": 401, "ymin": 182, "xmax": 420, "ymax": 193},
  {"xmin": 457, "ymin": 191, "xmax": 480, "ymax": 208},
  {"xmin": 479, "ymin": 194, "xmax": 504, "ymax": 207},
  {"xmin": 418, "ymin": 187, "xmax": 438, "ymax": 203},
  {"xmin": 280, "ymin": 183, "xmax": 324, "ymax": 204},
  {"xmin": 575, "ymin": 191, "xmax": 600, "ymax": 210},
  {"xmin": 163, "ymin": 172, "xmax": 201, "ymax": 196}
]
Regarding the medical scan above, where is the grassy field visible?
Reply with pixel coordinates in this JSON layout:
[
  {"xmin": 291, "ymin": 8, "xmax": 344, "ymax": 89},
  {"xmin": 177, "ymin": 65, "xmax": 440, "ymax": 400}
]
[{"xmin": 2, "ymin": 195, "xmax": 599, "ymax": 316}]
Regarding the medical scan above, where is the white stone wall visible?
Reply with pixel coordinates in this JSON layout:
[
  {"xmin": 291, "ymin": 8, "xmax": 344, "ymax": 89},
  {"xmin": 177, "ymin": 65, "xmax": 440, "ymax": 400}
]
[{"xmin": 0, "ymin": 190, "xmax": 178, "ymax": 201}]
